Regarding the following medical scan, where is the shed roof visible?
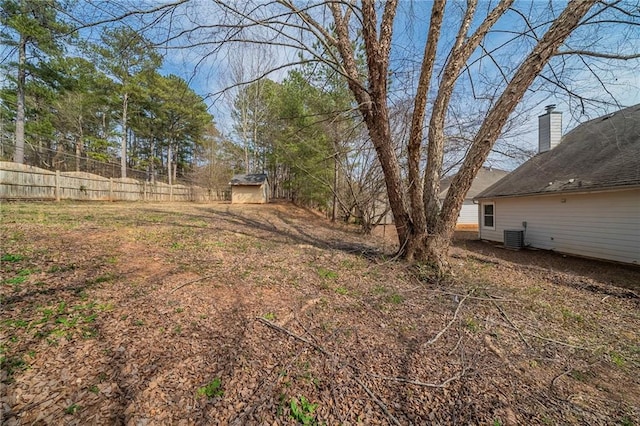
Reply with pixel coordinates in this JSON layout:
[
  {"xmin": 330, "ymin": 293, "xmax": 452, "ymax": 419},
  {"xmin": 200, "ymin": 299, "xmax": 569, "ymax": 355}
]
[
  {"xmin": 229, "ymin": 174, "xmax": 268, "ymax": 186},
  {"xmin": 476, "ymin": 104, "xmax": 640, "ymax": 199},
  {"xmin": 439, "ymin": 167, "xmax": 509, "ymax": 200}
]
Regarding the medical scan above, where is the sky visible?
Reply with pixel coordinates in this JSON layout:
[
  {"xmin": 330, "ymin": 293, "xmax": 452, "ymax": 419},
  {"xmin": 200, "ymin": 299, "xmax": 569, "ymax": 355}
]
[{"xmin": 150, "ymin": 0, "xmax": 640, "ymax": 162}]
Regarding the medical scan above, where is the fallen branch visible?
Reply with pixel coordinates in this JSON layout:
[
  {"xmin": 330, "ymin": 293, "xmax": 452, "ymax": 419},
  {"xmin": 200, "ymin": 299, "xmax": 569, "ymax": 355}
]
[
  {"xmin": 447, "ymin": 335, "xmax": 464, "ymax": 356},
  {"xmin": 491, "ymin": 299, "xmax": 532, "ymax": 350},
  {"xmin": 490, "ymin": 320, "xmax": 590, "ymax": 351},
  {"xmin": 256, "ymin": 317, "xmax": 331, "ymax": 357},
  {"xmin": 352, "ymin": 376, "xmax": 402, "ymax": 426},
  {"xmin": 367, "ymin": 369, "xmax": 465, "ymax": 388},
  {"xmin": 255, "ymin": 316, "xmax": 466, "ymax": 422},
  {"xmin": 430, "ymin": 288, "xmax": 515, "ymax": 302},
  {"xmin": 426, "ymin": 289, "xmax": 473, "ymax": 345},
  {"xmin": 170, "ymin": 275, "xmax": 215, "ymax": 294},
  {"xmin": 231, "ymin": 347, "xmax": 306, "ymax": 426}
]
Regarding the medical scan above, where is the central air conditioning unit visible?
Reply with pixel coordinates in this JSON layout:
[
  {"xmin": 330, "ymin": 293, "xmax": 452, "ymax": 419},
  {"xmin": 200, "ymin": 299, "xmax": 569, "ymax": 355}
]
[{"xmin": 504, "ymin": 230, "xmax": 524, "ymax": 250}]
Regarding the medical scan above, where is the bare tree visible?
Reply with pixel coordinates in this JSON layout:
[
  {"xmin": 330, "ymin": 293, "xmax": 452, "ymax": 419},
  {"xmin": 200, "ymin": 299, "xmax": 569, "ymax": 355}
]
[{"xmin": 225, "ymin": 44, "xmax": 277, "ymax": 174}]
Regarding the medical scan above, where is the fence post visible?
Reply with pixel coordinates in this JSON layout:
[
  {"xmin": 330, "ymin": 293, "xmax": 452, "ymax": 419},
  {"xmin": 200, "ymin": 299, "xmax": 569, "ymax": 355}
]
[
  {"xmin": 55, "ymin": 170, "xmax": 60, "ymax": 201},
  {"xmin": 109, "ymin": 178, "xmax": 113, "ymax": 202}
]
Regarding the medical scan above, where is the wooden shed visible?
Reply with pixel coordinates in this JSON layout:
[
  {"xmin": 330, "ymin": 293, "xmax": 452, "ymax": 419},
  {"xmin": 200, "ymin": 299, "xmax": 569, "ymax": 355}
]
[{"xmin": 229, "ymin": 174, "xmax": 269, "ymax": 204}]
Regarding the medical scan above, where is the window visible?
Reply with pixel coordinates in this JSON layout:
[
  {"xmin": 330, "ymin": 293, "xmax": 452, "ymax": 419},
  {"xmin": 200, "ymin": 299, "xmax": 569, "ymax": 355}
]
[{"xmin": 482, "ymin": 202, "xmax": 495, "ymax": 229}]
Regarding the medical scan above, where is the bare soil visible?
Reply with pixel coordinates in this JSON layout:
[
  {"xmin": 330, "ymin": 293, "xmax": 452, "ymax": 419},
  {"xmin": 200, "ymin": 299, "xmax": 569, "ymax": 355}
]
[{"xmin": 1, "ymin": 201, "xmax": 639, "ymax": 425}]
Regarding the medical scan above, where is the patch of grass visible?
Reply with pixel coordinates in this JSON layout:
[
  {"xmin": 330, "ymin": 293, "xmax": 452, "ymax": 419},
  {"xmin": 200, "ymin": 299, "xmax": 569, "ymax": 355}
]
[
  {"xmin": 289, "ymin": 395, "xmax": 318, "ymax": 425},
  {"xmin": 1, "ymin": 356, "xmax": 29, "ymax": 382},
  {"xmin": 133, "ymin": 319, "xmax": 145, "ymax": 326},
  {"xmin": 64, "ymin": 404, "xmax": 81, "ymax": 415},
  {"xmin": 87, "ymin": 273, "xmax": 117, "ymax": 285},
  {"xmin": 89, "ymin": 385, "xmax": 100, "ymax": 394},
  {"xmin": 4, "ymin": 276, "xmax": 27, "ymax": 285},
  {"xmin": 569, "ymin": 370, "xmax": 588, "ymax": 382},
  {"xmin": 47, "ymin": 264, "xmax": 76, "ymax": 273},
  {"xmin": 1, "ymin": 253, "xmax": 25, "ymax": 262},
  {"xmin": 387, "ymin": 293, "xmax": 404, "ymax": 304},
  {"xmin": 197, "ymin": 378, "xmax": 224, "ymax": 398},
  {"xmin": 317, "ymin": 267, "xmax": 338, "ymax": 280},
  {"xmin": 263, "ymin": 312, "xmax": 276, "ymax": 321},
  {"xmin": 372, "ymin": 285, "xmax": 388, "ymax": 295},
  {"xmin": 465, "ymin": 318, "xmax": 480, "ymax": 333},
  {"xmin": 620, "ymin": 416, "xmax": 634, "ymax": 426},
  {"xmin": 560, "ymin": 307, "xmax": 584, "ymax": 324},
  {"xmin": 335, "ymin": 286, "xmax": 348, "ymax": 295},
  {"xmin": 610, "ymin": 351, "xmax": 626, "ymax": 367},
  {"xmin": 526, "ymin": 286, "xmax": 543, "ymax": 296}
]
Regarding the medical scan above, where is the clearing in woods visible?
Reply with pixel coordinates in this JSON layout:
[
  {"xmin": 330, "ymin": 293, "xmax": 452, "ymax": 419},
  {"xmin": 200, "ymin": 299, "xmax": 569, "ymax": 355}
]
[{"xmin": 1, "ymin": 201, "xmax": 639, "ymax": 425}]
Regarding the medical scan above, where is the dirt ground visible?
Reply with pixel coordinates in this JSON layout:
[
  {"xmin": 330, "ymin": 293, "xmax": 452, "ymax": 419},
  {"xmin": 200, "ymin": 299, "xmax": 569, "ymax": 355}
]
[{"xmin": 1, "ymin": 201, "xmax": 639, "ymax": 425}]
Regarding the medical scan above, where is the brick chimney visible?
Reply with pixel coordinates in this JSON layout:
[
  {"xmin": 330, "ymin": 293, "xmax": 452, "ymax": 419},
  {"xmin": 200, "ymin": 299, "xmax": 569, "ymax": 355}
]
[{"xmin": 538, "ymin": 104, "xmax": 562, "ymax": 153}]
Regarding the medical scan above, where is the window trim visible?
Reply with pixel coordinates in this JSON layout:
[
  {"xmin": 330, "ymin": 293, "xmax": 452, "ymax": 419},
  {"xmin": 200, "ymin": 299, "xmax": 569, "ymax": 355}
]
[{"xmin": 482, "ymin": 202, "xmax": 495, "ymax": 230}]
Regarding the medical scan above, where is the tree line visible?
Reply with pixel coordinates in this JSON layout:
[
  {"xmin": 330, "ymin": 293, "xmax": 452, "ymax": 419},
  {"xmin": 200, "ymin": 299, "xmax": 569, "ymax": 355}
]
[{"xmin": 1, "ymin": 0, "xmax": 216, "ymax": 184}]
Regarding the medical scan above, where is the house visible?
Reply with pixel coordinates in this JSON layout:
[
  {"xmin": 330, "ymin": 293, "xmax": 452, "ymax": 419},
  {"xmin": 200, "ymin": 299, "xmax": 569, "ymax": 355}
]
[
  {"xmin": 475, "ymin": 104, "xmax": 640, "ymax": 265},
  {"xmin": 229, "ymin": 174, "xmax": 269, "ymax": 204},
  {"xmin": 439, "ymin": 167, "xmax": 509, "ymax": 229}
]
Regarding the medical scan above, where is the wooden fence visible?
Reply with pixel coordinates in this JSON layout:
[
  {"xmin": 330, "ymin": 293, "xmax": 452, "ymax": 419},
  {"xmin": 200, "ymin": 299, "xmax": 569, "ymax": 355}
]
[{"xmin": 0, "ymin": 162, "xmax": 230, "ymax": 202}]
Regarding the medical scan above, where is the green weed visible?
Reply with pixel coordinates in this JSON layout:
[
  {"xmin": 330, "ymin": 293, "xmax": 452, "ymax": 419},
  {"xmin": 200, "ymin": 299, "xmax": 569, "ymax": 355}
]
[
  {"xmin": 610, "ymin": 352, "xmax": 626, "ymax": 367},
  {"xmin": 569, "ymin": 370, "xmax": 587, "ymax": 382},
  {"xmin": 289, "ymin": 395, "xmax": 318, "ymax": 425},
  {"xmin": 387, "ymin": 293, "xmax": 404, "ymax": 304},
  {"xmin": 465, "ymin": 318, "xmax": 480, "ymax": 333},
  {"xmin": 87, "ymin": 273, "xmax": 117, "ymax": 285},
  {"xmin": 4, "ymin": 276, "xmax": 26, "ymax": 285},
  {"xmin": 561, "ymin": 307, "xmax": 583, "ymax": 324},
  {"xmin": 372, "ymin": 285, "xmax": 388, "ymax": 295},
  {"xmin": 335, "ymin": 286, "xmax": 348, "ymax": 295},
  {"xmin": 1, "ymin": 254, "xmax": 24, "ymax": 262},
  {"xmin": 263, "ymin": 312, "xmax": 276, "ymax": 321},
  {"xmin": 317, "ymin": 267, "xmax": 338, "ymax": 280},
  {"xmin": 197, "ymin": 378, "xmax": 224, "ymax": 398},
  {"xmin": 65, "ymin": 404, "xmax": 81, "ymax": 415},
  {"xmin": 1, "ymin": 356, "xmax": 29, "ymax": 382}
]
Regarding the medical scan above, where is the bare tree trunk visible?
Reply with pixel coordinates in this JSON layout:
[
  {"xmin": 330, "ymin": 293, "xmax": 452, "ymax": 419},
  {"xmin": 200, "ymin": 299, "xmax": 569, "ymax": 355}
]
[
  {"xmin": 14, "ymin": 33, "xmax": 26, "ymax": 164},
  {"xmin": 167, "ymin": 143, "xmax": 173, "ymax": 186},
  {"xmin": 406, "ymin": 0, "xmax": 445, "ymax": 236},
  {"xmin": 75, "ymin": 116, "xmax": 83, "ymax": 172},
  {"xmin": 121, "ymin": 92, "xmax": 129, "ymax": 178},
  {"xmin": 424, "ymin": 0, "xmax": 597, "ymax": 273}
]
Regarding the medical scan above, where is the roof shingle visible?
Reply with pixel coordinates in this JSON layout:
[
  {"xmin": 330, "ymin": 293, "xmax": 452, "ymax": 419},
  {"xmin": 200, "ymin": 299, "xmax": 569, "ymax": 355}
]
[
  {"xmin": 229, "ymin": 174, "xmax": 268, "ymax": 186},
  {"xmin": 476, "ymin": 104, "xmax": 640, "ymax": 199}
]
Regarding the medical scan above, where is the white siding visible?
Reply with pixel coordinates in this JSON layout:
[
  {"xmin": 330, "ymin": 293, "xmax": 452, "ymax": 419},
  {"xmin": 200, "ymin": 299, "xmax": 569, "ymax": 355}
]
[
  {"xmin": 479, "ymin": 189, "xmax": 640, "ymax": 264},
  {"xmin": 538, "ymin": 112, "xmax": 562, "ymax": 152},
  {"xmin": 458, "ymin": 203, "xmax": 478, "ymax": 226}
]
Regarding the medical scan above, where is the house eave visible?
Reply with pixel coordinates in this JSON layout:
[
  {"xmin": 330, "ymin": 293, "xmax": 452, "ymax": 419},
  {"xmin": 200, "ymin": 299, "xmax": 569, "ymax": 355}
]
[{"xmin": 474, "ymin": 183, "xmax": 640, "ymax": 201}]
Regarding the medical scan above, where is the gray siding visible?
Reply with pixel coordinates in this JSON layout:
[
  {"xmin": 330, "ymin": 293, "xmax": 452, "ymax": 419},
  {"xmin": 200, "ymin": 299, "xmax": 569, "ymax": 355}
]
[{"xmin": 479, "ymin": 189, "xmax": 640, "ymax": 264}]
